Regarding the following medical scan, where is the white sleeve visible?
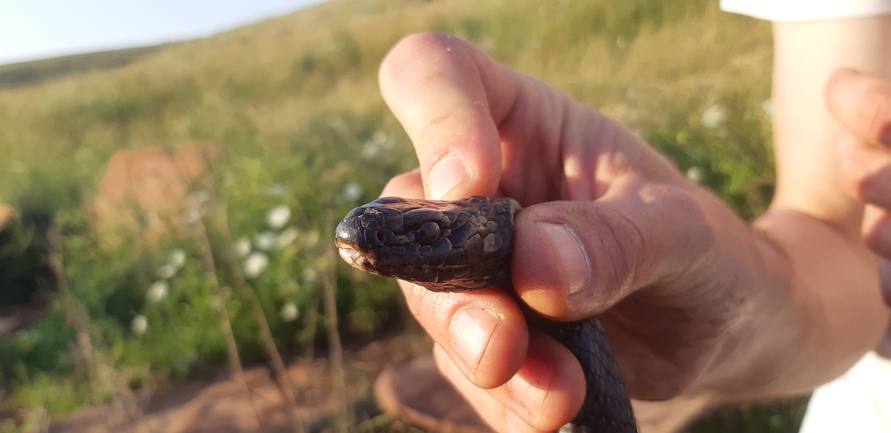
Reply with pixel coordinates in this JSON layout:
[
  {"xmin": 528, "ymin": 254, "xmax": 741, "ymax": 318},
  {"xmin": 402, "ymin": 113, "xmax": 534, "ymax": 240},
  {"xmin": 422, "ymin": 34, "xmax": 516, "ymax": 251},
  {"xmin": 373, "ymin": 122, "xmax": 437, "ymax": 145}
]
[{"xmin": 720, "ymin": 0, "xmax": 891, "ymax": 22}]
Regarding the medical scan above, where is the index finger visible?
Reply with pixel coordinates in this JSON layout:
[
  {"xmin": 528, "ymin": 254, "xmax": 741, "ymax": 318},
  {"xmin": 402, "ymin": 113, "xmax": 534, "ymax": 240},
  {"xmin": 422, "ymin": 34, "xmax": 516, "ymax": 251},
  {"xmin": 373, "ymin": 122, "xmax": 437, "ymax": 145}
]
[
  {"xmin": 825, "ymin": 68, "xmax": 891, "ymax": 147},
  {"xmin": 378, "ymin": 33, "xmax": 519, "ymax": 200}
]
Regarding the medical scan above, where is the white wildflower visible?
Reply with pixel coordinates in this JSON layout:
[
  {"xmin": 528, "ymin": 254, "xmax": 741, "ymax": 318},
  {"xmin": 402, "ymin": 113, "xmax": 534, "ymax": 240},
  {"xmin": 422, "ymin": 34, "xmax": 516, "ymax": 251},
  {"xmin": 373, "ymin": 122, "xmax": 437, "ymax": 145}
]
[
  {"xmin": 278, "ymin": 226, "xmax": 299, "ymax": 248},
  {"xmin": 301, "ymin": 268, "xmax": 318, "ymax": 286},
  {"xmin": 254, "ymin": 231, "xmax": 279, "ymax": 251},
  {"xmin": 701, "ymin": 104, "xmax": 727, "ymax": 129},
  {"xmin": 168, "ymin": 249, "xmax": 187, "ymax": 269},
  {"xmin": 194, "ymin": 190, "xmax": 211, "ymax": 203},
  {"xmin": 372, "ymin": 131, "xmax": 393, "ymax": 150},
  {"xmin": 362, "ymin": 141, "xmax": 380, "ymax": 158},
  {"xmin": 266, "ymin": 183, "xmax": 287, "ymax": 197},
  {"xmin": 686, "ymin": 167, "xmax": 705, "ymax": 184},
  {"xmin": 244, "ymin": 252, "xmax": 269, "ymax": 279},
  {"xmin": 235, "ymin": 237, "xmax": 252, "ymax": 258},
  {"xmin": 187, "ymin": 190, "xmax": 211, "ymax": 209},
  {"xmin": 146, "ymin": 281, "xmax": 169, "ymax": 302},
  {"xmin": 341, "ymin": 182, "xmax": 363, "ymax": 203},
  {"xmin": 156, "ymin": 263, "xmax": 178, "ymax": 280},
  {"xmin": 131, "ymin": 315, "xmax": 148, "ymax": 335},
  {"xmin": 183, "ymin": 209, "xmax": 202, "ymax": 225},
  {"xmin": 280, "ymin": 301, "xmax": 299, "ymax": 322},
  {"xmin": 265, "ymin": 204, "xmax": 292, "ymax": 230},
  {"xmin": 761, "ymin": 99, "xmax": 773, "ymax": 121}
]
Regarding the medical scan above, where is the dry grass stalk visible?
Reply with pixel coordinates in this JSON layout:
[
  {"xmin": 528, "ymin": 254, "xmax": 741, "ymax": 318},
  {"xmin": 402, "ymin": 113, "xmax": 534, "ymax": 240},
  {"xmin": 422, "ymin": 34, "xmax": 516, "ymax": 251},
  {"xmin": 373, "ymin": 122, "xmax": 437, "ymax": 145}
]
[
  {"xmin": 47, "ymin": 226, "xmax": 151, "ymax": 433},
  {"xmin": 162, "ymin": 147, "xmax": 266, "ymax": 431},
  {"xmin": 213, "ymin": 202, "xmax": 306, "ymax": 433},
  {"xmin": 190, "ymin": 207, "xmax": 268, "ymax": 432},
  {"xmin": 323, "ymin": 209, "xmax": 350, "ymax": 432}
]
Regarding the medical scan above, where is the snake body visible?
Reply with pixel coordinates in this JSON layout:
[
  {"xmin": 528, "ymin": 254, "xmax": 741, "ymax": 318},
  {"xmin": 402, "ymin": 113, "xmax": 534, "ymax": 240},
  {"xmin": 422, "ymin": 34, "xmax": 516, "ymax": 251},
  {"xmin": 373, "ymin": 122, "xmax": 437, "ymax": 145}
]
[{"xmin": 336, "ymin": 196, "xmax": 637, "ymax": 432}]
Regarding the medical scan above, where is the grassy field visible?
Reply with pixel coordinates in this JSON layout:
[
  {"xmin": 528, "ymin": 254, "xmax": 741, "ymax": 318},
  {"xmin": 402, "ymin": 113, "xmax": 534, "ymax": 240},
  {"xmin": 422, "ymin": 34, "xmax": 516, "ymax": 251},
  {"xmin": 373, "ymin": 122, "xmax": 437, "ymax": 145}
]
[{"xmin": 0, "ymin": 0, "xmax": 797, "ymax": 431}]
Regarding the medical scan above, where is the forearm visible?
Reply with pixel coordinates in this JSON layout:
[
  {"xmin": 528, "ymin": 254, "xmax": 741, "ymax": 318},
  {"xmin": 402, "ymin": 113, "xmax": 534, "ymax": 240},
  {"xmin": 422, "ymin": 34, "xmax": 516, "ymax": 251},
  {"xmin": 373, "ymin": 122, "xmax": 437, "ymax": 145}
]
[{"xmin": 693, "ymin": 15, "xmax": 891, "ymax": 400}]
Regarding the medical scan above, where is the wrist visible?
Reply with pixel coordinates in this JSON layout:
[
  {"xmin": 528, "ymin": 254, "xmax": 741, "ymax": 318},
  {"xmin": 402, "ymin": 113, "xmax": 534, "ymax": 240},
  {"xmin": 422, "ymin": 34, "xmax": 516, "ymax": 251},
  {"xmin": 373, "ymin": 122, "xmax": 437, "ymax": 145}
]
[{"xmin": 700, "ymin": 208, "xmax": 887, "ymax": 399}]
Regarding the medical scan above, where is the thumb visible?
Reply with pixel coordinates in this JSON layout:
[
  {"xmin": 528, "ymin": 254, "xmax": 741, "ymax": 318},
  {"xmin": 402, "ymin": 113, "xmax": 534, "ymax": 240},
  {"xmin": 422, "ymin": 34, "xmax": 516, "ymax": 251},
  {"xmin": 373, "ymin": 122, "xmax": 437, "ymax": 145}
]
[
  {"xmin": 512, "ymin": 180, "xmax": 714, "ymax": 321},
  {"xmin": 379, "ymin": 33, "xmax": 517, "ymax": 200}
]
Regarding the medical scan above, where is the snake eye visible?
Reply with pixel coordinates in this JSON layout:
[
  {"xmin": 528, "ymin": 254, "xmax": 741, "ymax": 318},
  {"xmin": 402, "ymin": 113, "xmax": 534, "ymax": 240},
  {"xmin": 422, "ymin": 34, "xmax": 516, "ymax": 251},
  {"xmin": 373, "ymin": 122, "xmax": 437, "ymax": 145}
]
[{"xmin": 415, "ymin": 222, "xmax": 441, "ymax": 244}]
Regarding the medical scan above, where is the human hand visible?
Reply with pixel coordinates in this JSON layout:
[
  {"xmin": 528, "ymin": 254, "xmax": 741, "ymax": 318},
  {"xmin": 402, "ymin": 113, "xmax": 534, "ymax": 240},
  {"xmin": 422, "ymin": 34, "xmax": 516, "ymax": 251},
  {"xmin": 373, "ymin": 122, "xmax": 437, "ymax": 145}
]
[
  {"xmin": 826, "ymin": 69, "xmax": 891, "ymax": 312},
  {"xmin": 377, "ymin": 33, "xmax": 798, "ymax": 432}
]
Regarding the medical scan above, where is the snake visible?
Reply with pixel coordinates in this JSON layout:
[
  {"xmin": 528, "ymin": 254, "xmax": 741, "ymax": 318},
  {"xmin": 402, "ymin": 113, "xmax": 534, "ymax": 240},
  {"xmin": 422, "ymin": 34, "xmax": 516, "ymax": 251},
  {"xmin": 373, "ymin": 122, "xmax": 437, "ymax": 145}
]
[{"xmin": 335, "ymin": 196, "xmax": 637, "ymax": 432}]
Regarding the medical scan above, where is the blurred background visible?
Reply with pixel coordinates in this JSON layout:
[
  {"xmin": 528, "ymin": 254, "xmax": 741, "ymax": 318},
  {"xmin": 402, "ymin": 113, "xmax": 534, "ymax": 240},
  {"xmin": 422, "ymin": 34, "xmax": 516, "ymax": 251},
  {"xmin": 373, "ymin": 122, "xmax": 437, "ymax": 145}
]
[{"xmin": 0, "ymin": 0, "xmax": 804, "ymax": 431}]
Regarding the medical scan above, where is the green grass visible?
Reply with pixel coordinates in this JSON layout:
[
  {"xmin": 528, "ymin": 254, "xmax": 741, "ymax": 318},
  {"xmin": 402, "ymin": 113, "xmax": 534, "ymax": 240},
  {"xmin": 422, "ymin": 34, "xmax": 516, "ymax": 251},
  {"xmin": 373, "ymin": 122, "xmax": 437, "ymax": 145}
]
[{"xmin": 0, "ymin": 0, "xmax": 800, "ymax": 431}]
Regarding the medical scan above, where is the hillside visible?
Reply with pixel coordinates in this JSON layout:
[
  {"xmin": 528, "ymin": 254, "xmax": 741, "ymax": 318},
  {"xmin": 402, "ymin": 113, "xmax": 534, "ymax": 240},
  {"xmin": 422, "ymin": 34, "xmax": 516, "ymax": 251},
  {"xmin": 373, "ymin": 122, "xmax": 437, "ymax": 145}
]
[
  {"xmin": 0, "ymin": 0, "xmax": 792, "ymax": 431},
  {"xmin": 0, "ymin": 0, "xmax": 774, "ymax": 214},
  {"xmin": 0, "ymin": 45, "xmax": 171, "ymax": 89}
]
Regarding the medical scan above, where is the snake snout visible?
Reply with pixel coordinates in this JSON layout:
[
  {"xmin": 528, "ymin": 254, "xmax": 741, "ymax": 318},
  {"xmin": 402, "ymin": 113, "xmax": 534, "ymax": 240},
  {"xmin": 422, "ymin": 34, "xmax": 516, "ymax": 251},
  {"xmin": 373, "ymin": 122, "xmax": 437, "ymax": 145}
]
[
  {"xmin": 335, "ymin": 205, "xmax": 385, "ymax": 274},
  {"xmin": 337, "ymin": 245, "xmax": 361, "ymax": 267}
]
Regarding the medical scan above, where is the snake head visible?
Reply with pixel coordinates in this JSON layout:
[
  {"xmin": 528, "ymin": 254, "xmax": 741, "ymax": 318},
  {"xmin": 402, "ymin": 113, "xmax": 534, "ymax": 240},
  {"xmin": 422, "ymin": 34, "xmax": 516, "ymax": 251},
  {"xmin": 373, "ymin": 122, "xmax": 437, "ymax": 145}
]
[{"xmin": 334, "ymin": 196, "xmax": 520, "ymax": 292}]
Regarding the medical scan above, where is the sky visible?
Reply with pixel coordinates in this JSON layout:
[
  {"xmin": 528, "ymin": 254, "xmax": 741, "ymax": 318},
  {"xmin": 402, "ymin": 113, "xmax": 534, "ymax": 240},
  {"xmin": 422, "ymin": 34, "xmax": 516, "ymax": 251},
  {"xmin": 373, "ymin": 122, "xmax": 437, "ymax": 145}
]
[{"xmin": 0, "ymin": 0, "xmax": 328, "ymax": 65}]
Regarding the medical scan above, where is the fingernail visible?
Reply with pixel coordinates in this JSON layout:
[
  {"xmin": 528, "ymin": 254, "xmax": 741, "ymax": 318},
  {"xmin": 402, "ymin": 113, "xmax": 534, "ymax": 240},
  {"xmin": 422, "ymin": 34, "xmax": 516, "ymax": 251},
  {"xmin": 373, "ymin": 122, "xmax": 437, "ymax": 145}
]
[
  {"xmin": 539, "ymin": 223, "xmax": 589, "ymax": 295},
  {"xmin": 429, "ymin": 155, "xmax": 469, "ymax": 200},
  {"xmin": 507, "ymin": 352, "xmax": 554, "ymax": 417},
  {"xmin": 449, "ymin": 308, "xmax": 499, "ymax": 372}
]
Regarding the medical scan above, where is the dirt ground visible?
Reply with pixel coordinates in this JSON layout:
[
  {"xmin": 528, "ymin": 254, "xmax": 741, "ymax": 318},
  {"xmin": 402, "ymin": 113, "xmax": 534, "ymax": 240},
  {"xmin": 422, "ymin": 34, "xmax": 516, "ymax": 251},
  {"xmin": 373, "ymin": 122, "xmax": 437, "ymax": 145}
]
[
  {"xmin": 49, "ymin": 331, "xmax": 434, "ymax": 433},
  {"xmin": 44, "ymin": 325, "xmax": 716, "ymax": 433}
]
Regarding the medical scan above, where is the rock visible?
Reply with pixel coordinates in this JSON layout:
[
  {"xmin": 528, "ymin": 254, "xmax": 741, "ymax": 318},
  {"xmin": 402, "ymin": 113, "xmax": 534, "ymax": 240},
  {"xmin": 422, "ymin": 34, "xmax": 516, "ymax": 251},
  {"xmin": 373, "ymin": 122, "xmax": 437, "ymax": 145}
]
[{"xmin": 92, "ymin": 142, "xmax": 221, "ymax": 246}]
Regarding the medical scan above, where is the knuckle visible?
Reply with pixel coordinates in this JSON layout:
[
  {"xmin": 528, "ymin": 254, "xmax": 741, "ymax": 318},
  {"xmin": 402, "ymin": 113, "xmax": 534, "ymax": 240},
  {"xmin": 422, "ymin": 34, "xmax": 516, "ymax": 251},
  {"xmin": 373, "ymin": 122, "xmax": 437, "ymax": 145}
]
[
  {"xmin": 856, "ymin": 91, "xmax": 891, "ymax": 141},
  {"xmin": 850, "ymin": 171, "xmax": 875, "ymax": 202},
  {"xmin": 581, "ymin": 205, "xmax": 646, "ymax": 308},
  {"xmin": 862, "ymin": 215, "xmax": 891, "ymax": 257},
  {"xmin": 847, "ymin": 164, "xmax": 891, "ymax": 206},
  {"xmin": 864, "ymin": 230, "xmax": 886, "ymax": 255},
  {"xmin": 602, "ymin": 213, "xmax": 645, "ymax": 299}
]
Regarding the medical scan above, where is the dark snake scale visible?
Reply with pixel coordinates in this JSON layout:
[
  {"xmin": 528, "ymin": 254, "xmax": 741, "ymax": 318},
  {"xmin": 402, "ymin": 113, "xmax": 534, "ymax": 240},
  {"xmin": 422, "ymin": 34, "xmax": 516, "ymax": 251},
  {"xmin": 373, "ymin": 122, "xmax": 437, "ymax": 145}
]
[{"xmin": 336, "ymin": 196, "xmax": 637, "ymax": 432}]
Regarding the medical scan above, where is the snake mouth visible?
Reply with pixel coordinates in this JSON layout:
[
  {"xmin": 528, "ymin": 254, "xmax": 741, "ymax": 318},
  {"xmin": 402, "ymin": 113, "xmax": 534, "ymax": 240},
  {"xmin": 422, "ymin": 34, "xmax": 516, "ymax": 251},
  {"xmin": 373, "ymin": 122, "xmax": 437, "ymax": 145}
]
[
  {"xmin": 338, "ymin": 246, "xmax": 371, "ymax": 269},
  {"xmin": 334, "ymin": 234, "xmax": 378, "ymax": 272},
  {"xmin": 335, "ymin": 216, "xmax": 373, "ymax": 271}
]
